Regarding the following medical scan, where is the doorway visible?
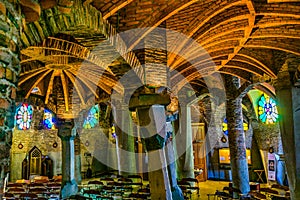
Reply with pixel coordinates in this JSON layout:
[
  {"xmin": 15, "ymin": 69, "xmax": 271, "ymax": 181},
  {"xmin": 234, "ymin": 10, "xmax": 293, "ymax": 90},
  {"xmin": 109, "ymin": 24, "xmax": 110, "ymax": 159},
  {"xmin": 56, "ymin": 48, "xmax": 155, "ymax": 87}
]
[
  {"xmin": 29, "ymin": 146, "xmax": 42, "ymax": 177},
  {"xmin": 192, "ymin": 123, "xmax": 207, "ymax": 182}
]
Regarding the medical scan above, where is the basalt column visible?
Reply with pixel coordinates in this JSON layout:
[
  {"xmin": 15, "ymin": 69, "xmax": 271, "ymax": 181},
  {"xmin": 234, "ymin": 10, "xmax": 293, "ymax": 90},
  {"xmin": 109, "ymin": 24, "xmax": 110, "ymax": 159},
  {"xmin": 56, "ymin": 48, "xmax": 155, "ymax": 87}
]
[
  {"xmin": 224, "ymin": 75, "xmax": 250, "ymax": 195},
  {"xmin": 0, "ymin": 0, "xmax": 22, "ymax": 189},
  {"xmin": 275, "ymin": 60, "xmax": 300, "ymax": 200},
  {"xmin": 57, "ymin": 119, "xmax": 78, "ymax": 199}
]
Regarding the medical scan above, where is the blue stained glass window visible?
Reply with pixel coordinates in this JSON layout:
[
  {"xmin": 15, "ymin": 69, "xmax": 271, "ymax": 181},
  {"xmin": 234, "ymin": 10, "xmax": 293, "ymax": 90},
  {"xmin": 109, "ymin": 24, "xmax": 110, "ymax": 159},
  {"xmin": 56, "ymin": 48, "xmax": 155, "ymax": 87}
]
[
  {"xmin": 83, "ymin": 105, "xmax": 99, "ymax": 129},
  {"xmin": 15, "ymin": 103, "xmax": 33, "ymax": 130},
  {"xmin": 258, "ymin": 94, "xmax": 278, "ymax": 124},
  {"xmin": 222, "ymin": 118, "xmax": 229, "ymax": 136},
  {"xmin": 222, "ymin": 118, "xmax": 248, "ymax": 136},
  {"xmin": 43, "ymin": 109, "xmax": 56, "ymax": 129}
]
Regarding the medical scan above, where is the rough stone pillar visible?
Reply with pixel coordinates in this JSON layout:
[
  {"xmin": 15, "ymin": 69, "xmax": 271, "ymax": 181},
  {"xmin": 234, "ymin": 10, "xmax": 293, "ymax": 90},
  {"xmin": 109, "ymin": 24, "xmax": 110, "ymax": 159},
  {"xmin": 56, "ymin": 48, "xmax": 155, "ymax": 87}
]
[
  {"xmin": 57, "ymin": 119, "xmax": 78, "ymax": 199},
  {"xmin": 275, "ymin": 61, "xmax": 300, "ymax": 200},
  {"xmin": 115, "ymin": 104, "xmax": 136, "ymax": 175},
  {"xmin": 74, "ymin": 134, "xmax": 82, "ymax": 184},
  {"xmin": 176, "ymin": 104, "xmax": 194, "ymax": 179},
  {"xmin": 224, "ymin": 75, "xmax": 250, "ymax": 195},
  {"xmin": 0, "ymin": 0, "xmax": 22, "ymax": 187},
  {"xmin": 137, "ymin": 105, "xmax": 171, "ymax": 200}
]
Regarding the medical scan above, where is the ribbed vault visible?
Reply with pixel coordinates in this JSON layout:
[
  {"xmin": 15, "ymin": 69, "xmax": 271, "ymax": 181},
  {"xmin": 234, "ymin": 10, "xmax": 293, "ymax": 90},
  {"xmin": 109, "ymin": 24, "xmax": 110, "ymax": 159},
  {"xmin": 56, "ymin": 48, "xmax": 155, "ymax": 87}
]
[{"xmin": 18, "ymin": 0, "xmax": 300, "ymax": 113}]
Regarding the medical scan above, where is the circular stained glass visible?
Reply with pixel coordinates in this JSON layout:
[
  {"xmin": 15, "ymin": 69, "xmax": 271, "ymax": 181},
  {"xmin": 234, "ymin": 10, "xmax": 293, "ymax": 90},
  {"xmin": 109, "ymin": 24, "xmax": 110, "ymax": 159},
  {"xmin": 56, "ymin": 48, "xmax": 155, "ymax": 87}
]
[
  {"xmin": 43, "ymin": 109, "xmax": 56, "ymax": 129},
  {"xmin": 15, "ymin": 103, "xmax": 33, "ymax": 130},
  {"xmin": 258, "ymin": 94, "xmax": 278, "ymax": 124},
  {"xmin": 83, "ymin": 105, "xmax": 99, "ymax": 129},
  {"xmin": 222, "ymin": 118, "xmax": 248, "ymax": 136}
]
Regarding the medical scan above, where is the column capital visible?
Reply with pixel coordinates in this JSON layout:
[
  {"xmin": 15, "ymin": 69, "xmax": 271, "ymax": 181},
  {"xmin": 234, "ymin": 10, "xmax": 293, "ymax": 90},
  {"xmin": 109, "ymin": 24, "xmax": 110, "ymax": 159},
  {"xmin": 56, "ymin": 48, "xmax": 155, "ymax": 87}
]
[{"xmin": 57, "ymin": 118, "xmax": 76, "ymax": 140}]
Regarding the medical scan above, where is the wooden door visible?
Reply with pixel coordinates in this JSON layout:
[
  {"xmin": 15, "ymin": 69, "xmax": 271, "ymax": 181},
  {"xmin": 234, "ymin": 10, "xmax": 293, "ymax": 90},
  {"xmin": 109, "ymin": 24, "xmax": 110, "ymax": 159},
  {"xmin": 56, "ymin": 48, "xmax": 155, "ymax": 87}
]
[{"xmin": 192, "ymin": 123, "xmax": 207, "ymax": 182}]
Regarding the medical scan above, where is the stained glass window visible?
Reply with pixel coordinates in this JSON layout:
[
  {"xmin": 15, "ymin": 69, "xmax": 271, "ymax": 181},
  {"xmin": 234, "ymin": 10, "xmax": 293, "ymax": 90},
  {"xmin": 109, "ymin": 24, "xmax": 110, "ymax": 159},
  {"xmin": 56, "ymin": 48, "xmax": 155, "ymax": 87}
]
[
  {"xmin": 222, "ymin": 118, "xmax": 248, "ymax": 136},
  {"xmin": 15, "ymin": 103, "xmax": 33, "ymax": 130},
  {"xmin": 258, "ymin": 94, "xmax": 278, "ymax": 124},
  {"xmin": 83, "ymin": 105, "xmax": 99, "ymax": 129},
  {"xmin": 43, "ymin": 109, "xmax": 56, "ymax": 129}
]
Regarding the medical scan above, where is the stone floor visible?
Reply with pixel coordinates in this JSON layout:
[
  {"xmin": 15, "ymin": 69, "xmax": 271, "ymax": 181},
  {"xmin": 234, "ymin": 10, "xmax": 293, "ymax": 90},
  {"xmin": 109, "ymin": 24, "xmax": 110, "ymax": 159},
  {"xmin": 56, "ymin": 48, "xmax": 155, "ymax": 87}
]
[
  {"xmin": 197, "ymin": 180, "xmax": 229, "ymax": 200},
  {"xmin": 80, "ymin": 178, "xmax": 237, "ymax": 200}
]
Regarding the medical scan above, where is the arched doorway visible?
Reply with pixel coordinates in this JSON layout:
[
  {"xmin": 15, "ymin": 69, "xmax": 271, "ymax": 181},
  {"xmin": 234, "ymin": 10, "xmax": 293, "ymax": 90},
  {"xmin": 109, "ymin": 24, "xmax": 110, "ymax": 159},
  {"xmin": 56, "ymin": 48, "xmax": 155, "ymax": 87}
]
[{"xmin": 28, "ymin": 146, "xmax": 42, "ymax": 177}]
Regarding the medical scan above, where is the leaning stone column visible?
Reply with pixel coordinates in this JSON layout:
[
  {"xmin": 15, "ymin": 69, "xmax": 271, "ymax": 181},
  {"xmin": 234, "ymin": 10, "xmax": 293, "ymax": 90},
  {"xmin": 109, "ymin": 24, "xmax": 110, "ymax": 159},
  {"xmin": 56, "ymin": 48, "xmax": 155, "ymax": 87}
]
[
  {"xmin": 57, "ymin": 119, "xmax": 78, "ymax": 199},
  {"xmin": 275, "ymin": 60, "xmax": 300, "ymax": 200},
  {"xmin": 224, "ymin": 75, "xmax": 250, "ymax": 195}
]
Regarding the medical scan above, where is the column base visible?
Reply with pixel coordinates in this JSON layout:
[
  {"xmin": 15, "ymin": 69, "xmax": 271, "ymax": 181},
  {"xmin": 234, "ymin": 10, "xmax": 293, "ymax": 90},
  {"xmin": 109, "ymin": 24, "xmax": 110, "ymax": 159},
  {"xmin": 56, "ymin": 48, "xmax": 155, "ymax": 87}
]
[
  {"xmin": 172, "ymin": 185, "xmax": 184, "ymax": 200},
  {"xmin": 61, "ymin": 179, "xmax": 78, "ymax": 199}
]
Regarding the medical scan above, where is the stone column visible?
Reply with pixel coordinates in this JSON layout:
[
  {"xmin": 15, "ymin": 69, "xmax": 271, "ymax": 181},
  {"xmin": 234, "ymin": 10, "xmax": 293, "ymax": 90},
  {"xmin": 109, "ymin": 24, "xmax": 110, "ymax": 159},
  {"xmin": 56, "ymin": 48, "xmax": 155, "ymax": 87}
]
[
  {"xmin": 115, "ymin": 104, "xmax": 136, "ymax": 175},
  {"xmin": 275, "ymin": 61, "xmax": 300, "ymax": 200},
  {"xmin": 176, "ymin": 104, "xmax": 194, "ymax": 179},
  {"xmin": 129, "ymin": 22, "xmax": 183, "ymax": 199},
  {"xmin": 224, "ymin": 75, "xmax": 250, "ymax": 195},
  {"xmin": 0, "ymin": 0, "xmax": 22, "ymax": 187},
  {"xmin": 57, "ymin": 119, "xmax": 78, "ymax": 199},
  {"xmin": 0, "ymin": 160, "xmax": 9, "ymax": 189},
  {"xmin": 74, "ymin": 134, "xmax": 82, "ymax": 184},
  {"xmin": 137, "ymin": 105, "xmax": 171, "ymax": 200}
]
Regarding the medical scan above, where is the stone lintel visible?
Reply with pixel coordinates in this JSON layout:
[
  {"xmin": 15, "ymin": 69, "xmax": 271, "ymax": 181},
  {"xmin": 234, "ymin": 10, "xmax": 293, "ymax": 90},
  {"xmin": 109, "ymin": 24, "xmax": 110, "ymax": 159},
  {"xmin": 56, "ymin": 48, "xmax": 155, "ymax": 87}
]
[{"xmin": 129, "ymin": 93, "xmax": 170, "ymax": 111}]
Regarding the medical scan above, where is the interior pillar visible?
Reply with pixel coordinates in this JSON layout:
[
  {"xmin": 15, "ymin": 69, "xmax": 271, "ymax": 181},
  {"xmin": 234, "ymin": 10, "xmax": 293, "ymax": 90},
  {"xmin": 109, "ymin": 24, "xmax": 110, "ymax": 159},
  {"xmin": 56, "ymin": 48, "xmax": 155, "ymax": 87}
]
[
  {"xmin": 176, "ymin": 104, "xmax": 194, "ymax": 179},
  {"xmin": 224, "ymin": 75, "xmax": 250, "ymax": 195},
  {"xmin": 0, "ymin": 0, "xmax": 22, "ymax": 188},
  {"xmin": 275, "ymin": 61, "xmax": 300, "ymax": 200},
  {"xmin": 115, "ymin": 104, "xmax": 136, "ymax": 175},
  {"xmin": 130, "ymin": 22, "xmax": 183, "ymax": 199},
  {"xmin": 57, "ymin": 119, "xmax": 78, "ymax": 199},
  {"xmin": 74, "ymin": 134, "xmax": 82, "ymax": 184},
  {"xmin": 137, "ymin": 105, "xmax": 171, "ymax": 199}
]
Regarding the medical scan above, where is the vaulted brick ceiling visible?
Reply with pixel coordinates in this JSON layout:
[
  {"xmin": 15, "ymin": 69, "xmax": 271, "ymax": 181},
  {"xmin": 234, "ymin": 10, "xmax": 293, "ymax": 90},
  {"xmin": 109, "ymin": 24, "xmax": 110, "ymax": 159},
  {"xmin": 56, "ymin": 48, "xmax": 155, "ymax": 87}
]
[
  {"xmin": 100, "ymin": 0, "xmax": 300, "ymax": 78},
  {"xmin": 18, "ymin": 0, "xmax": 300, "ymax": 111}
]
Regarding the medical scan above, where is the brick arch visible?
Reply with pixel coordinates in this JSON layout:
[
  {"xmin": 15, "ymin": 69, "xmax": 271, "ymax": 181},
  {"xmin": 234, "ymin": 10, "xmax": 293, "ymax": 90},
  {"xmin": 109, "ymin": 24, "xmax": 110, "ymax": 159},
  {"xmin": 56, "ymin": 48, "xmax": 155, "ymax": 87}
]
[
  {"xmin": 19, "ymin": 1, "xmax": 147, "ymax": 112},
  {"xmin": 170, "ymin": 2, "xmax": 300, "ymax": 85}
]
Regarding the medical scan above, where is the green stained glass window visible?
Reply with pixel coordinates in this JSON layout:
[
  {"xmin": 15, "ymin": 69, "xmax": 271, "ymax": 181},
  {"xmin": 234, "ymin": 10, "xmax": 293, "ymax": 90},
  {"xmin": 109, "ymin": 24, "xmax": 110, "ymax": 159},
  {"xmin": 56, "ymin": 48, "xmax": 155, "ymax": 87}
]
[
  {"xmin": 15, "ymin": 103, "xmax": 33, "ymax": 130},
  {"xmin": 83, "ymin": 105, "xmax": 99, "ymax": 129},
  {"xmin": 222, "ymin": 118, "xmax": 248, "ymax": 136},
  {"xmin": 258, "ymin": 94, "xmax": 278, "ymax": 124}
]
